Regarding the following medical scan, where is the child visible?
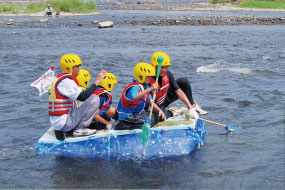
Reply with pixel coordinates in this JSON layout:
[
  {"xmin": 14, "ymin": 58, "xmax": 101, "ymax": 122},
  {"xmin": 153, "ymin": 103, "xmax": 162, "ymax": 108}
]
[
  {"xmin": 77, "ymin": 69, "xmax": 91, "ymax": 90},
  {"xmin": 115, "ymin": 62, "xmax": 166, "ymax": 130},
  {"xmin": 149, "ymin": 52, "xmax": 204, "ymax": 120},
  {"xmin": 91, "ymin": 73, "xmax": 118, "ymax": 130},
  {"xmin": 77, "ymin": 71, "xmax": 118, "ymax": 130},
  {"xmin": 49, "ymin": 54, "xmax": 106, "ymax": 140}
]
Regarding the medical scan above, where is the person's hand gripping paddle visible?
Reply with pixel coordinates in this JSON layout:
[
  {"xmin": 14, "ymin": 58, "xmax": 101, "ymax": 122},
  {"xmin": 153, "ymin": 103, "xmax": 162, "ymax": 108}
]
[{"xmin": 141, "ymin": 56, "xmax": 163, "ymax": 146}]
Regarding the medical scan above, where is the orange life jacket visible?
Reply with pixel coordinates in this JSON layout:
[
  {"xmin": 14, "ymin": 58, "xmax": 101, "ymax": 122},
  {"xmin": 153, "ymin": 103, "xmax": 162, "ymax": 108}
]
[
  {"xmin": 149, "ymin": 73, "xmax": 170, "ymax": 105},
  {"xmin": 92, "ymin": 87, "xmax": 112, "ymax": 116},
  {"xmin": 48, "ymin": 73, "xmax": 79, "ymax": 115}
]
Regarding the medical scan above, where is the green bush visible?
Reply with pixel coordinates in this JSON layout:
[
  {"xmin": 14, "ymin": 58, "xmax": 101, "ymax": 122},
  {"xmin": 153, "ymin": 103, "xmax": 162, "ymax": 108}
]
[
  {"xmin": 210, "ymin": 0, "xmax": 228, "ymax": 4},
  {"xmin": 47, "ymin": 0, "xmax": 97, "ymax": 13},
  {"xmin": 238, "ymin": 0, "xmax": 285, "ymax": 8},
  {"xmin": 0, "ymin": 0, "xmax": 97, "ymax": 14},
  {"xmin": 209, "ymin": 0, "xmax": 285, "ymax": 8},
  {"xmin": 0, "ymin": 4, "xmax": 26, "ymax": 13},
  {"xmin": 25, "ymin": 2, "xmax": 46, "ymax": 13},
  {"xmin": 210, "ymin": 0, "xmax": 237, "ymax": 4},
  {"xmin": 252, "ymin": 0, "xmax": 285, "ymax": 2}
]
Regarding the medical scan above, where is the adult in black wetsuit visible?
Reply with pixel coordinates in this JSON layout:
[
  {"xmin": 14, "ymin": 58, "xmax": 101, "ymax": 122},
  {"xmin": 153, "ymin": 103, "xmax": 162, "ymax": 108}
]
[{"xmin": 149, "ymin": 52, "xmax": 208, "ymax": 120}]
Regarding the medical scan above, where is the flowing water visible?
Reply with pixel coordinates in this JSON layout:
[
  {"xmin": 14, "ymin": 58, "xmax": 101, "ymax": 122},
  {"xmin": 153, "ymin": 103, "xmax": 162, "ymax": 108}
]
[{"xmin": 0, "ymin": 9, "xmax": 284, "ymax": 189}]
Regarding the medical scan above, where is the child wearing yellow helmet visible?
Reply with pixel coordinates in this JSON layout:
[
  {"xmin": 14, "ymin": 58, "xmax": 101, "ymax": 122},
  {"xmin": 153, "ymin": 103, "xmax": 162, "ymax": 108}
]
[
  {"xmin": 91, "ymin": 73, "xmax": 118, "ymax": 130},
  {"xmin": 77, "ymin": 70, "xmax": 118, "ymax": 130},
  {"xmin": 115, "ymin": 62, "xmax": 166, "ymax": 130},
  {"xmin": 149, "ymin": 52, "xmax": 207, "ymax": 120},
  {"xmin": 49, "ymin": 54, "xmax": 107, "ymax": 140},
  {"xmin": 76, "ymin": 69, "xmax": 91, "ymax": 90}
]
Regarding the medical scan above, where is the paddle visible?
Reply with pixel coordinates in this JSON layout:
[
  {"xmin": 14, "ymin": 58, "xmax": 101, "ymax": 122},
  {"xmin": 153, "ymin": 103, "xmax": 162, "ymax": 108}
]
[
  {"xmin": 141, "ymin": 56, "xmax": 164, "ymax": 146},
  {"xmin": 200, "ymin": 118, "xmax": 241, "ymax": 132}
]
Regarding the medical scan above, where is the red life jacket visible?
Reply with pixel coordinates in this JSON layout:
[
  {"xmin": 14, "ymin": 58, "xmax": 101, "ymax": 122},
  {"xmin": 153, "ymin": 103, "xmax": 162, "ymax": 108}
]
[
  {"xmin": 149, "ymin": 73, "xmax": 170, "ymax": 105},
  {"xmin": 92, "ymin": 87, "xmax": 112, "ymax": 115},
  {"xmin": 117, "ymin": 80, "xmax": 149, "ymax": 120},
  {"xmin": 48, "ymin": 73, "xmax": 79, "ymax": 116}
]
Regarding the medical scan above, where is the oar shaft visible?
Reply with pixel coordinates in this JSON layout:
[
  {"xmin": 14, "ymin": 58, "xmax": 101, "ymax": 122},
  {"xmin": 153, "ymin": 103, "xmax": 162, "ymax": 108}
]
[
  {"xmin": 149, "ymin": 92, "xmax": 156, "ymax": 119},
  {"xmin": 200, "ymin": 118, "xmax": 227, "ymax": 127},
  {"xmin": 148, "ymin": 57, "xmax": 163, "ymax": 119}
]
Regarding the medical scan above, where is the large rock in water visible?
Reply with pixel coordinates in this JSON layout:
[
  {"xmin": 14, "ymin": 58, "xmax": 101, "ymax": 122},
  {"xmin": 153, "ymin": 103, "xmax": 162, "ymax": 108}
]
[
  {"xmin": 98, "ymin": 21, "xmax": 113, "ymax": 28},
  {"xmin": 7, "ymin": 19, "xmax": 14, "ymax": 25},
  {"xmin": 40, "ymin": 19, "xmax": 48, "ymax": 23}
]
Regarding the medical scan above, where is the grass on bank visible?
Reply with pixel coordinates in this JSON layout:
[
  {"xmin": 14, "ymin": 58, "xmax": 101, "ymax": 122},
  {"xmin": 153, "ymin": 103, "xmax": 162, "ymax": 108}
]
[
  {"xmin": 238, "ymin": 0, "xmax": 285, "ymax": 9},
  {"xmin": 210, "ymin": 0, "xmax": 285, "ymax": 9},
  {"xmin": 0, "ymin": 0, "xmax": 97, "ymax": 14}
]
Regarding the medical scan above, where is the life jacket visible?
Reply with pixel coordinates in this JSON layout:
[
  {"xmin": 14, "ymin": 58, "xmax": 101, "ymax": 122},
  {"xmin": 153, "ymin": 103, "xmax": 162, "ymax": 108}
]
[
  {"xmin": 149, "ymin": 73, "xmax": 170, "ymax": 105},
  {"xmin": 92, "ymin": 87, "xmax": 112, "ymax": 116},
  {"xmin": 48, "ymin": 73, "xmax": 79, "ymax": 116},
  {"xmin": 117, "ymin": 80, "xmax": 149, "ymax": 120}
]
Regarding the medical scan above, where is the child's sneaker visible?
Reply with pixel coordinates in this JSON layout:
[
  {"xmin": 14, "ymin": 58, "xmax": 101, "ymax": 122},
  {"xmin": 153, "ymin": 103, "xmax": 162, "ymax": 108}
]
[
  {"xmin": 194, "ymin": 102, "xmax": 208, "ymax": 115},
  {"xmin": 73, "ymin": 128, "xmax": 96, "ymax": 137}
]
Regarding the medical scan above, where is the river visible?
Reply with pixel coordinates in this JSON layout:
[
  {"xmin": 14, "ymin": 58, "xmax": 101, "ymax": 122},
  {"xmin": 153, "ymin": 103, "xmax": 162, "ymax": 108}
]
[{"xmin": 0, "ymin": 8, "xmax": 284, "ymax": 189}]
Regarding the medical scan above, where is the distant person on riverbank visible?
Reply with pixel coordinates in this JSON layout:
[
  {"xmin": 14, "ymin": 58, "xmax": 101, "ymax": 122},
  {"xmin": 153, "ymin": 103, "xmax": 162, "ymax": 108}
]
[
  {"xmin": 48, "ymin": 54, "xmax": 106, "ymax": 140},
  {"xmin": 115, "ymin": 62, "xmax": 166, "ymax": 130},
  {"xmin": 149, "ymin": 52, "xmax": 207, "ymax": 120},
  {"xmin": 77, "ymin": 70, "xmax": 118, "ymax": 130},
  {"xmin": 45, "ymin": 4, "xmax": 53, "ymax": 17}
]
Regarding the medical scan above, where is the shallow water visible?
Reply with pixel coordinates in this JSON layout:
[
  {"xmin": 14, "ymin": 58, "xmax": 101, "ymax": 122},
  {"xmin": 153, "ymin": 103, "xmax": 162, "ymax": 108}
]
[{"xmin": 0, "ymin": 9, "xmax": 284, "ymax": 189}]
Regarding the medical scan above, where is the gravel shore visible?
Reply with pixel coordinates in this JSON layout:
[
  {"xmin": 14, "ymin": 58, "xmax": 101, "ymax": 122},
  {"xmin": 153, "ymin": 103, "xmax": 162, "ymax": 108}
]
[
  {"xmin": 1, "ymin": 2, "xmax": 285, "ymax": 26},
  {"xmin": 114, "ymin": 2, "xmax": 285, "ymax": 12}
]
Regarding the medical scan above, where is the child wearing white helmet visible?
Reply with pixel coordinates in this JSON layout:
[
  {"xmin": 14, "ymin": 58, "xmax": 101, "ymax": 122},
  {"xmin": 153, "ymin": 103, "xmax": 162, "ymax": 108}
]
[{"xmin": 115, "ymin": 62, "xmax": 166, "ymax": 130}]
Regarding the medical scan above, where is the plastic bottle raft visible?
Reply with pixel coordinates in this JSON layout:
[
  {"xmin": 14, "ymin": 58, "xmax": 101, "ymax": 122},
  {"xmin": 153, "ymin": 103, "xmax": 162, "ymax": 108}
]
[{"xmin": 35, "ymin": 115, "xmax": 207, "ymax": 159}]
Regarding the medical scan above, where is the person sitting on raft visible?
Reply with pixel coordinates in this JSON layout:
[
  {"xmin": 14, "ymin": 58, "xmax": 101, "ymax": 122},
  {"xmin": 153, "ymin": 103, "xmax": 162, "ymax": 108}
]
[
  {"xmin": 149, "ymin": 52, "xmax": 208, "ymax": 120},
  {"xmin": 48, "ymin": 54, "xmax": 106, "ymax": 140},
  {"xmin": 76, "ymin": 68, "xmax": 91, "ymax": 90},
  {"xmin": 44, "ymin": 4, "xmax": 53, "ymax": 17},
  {"xmin": 77, "ymin": 70, "xmax": 118, "ymax": 130},
  {"xmin": 115, "ymin": 62, "xmax": 166, "ymax": 130}
]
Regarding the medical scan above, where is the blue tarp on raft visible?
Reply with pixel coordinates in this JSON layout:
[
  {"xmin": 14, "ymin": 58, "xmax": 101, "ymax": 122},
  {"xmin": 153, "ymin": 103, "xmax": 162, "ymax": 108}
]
[{"xmin": 35, "ymin": 119, "xmax": 206, "ymax": 159}]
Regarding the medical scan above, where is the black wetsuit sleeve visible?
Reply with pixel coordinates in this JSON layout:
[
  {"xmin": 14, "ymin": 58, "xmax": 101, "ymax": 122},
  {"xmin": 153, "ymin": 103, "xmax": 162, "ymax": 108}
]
[
  {"xmin": 167, "ymin": 70, "xmax": 179, "ymax": 91},
  {"xmin": 77, "ymin": 83, "xmax": 98, "ymax": 101}
]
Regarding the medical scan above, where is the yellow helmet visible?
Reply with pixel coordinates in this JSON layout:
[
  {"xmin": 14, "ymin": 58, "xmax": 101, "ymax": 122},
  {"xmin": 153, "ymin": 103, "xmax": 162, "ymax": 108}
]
[
  {"xmin": 151, "ymin": 52, "xmax": 171, "ymax": 67},
  {"xmin": 76, "ymin": 69, "xmax": 91, "ymax": 89},
  {"xmin": 133, "ymin": 62, "xmax": 156, "ymax": 83},
  {"xmin": 99, "ymin": 73, "xmax": 117, "ymax": 92},
  {"xmin": 60, "ymin": 54, "xmax": 82, "ymax": 74}
]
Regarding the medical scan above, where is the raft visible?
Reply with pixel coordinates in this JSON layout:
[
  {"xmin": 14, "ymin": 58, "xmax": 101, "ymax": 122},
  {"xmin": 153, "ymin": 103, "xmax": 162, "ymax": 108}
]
[{"xmin": 35, "ymin": 115, "xmax": 206, "ymax": 159}]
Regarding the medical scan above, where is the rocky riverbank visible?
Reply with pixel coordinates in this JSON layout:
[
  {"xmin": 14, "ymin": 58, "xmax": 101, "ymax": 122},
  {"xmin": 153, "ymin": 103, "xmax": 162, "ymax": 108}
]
[
  {"xmin": 137, "ymin": 15, "xmax": 285, "ymax": 26},
  {"xmin": 112, "ymin": 2, "xmax": 285, "ymax": 25},
  {"xmin": 1, "ymin": 15, "xmax": 284, "ymax": 27},
  {"xmin": 1, "ymin": 2, "xmax": 285, "ymax": 26},
  {"xmin": 113, "ymin": 2, "xmax": 285, "ymax": 12}
]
